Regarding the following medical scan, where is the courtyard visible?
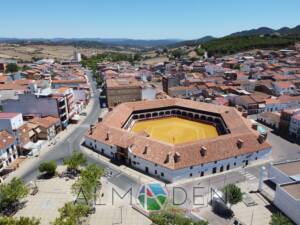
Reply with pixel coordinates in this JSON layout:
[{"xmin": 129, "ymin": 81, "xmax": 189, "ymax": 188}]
[{"xmin": 131, "ymin": 116, "xmax": 218, "ymax": 144}]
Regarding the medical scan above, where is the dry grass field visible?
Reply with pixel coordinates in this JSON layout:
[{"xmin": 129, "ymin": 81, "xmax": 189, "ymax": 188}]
[
  {"xmin": 0, "ymin": 44, "xmax": 133, "ymax": 62},
  {"xmin": 132, "ymin": 117, "xmax": 218, "ymax": 144}
]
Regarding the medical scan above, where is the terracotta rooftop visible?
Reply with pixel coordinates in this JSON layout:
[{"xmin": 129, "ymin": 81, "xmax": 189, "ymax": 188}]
[
  {"xmin": 106, "ymin": 78, "xmax": 141, "ymax": 89},
  {"xmin": 86, "ymin": 98, "xmax": 271, "ymax": 170},
  {"xmin": 29, "ymin": 116, "xmax": 60, "ymax": 129},
  {"xmin": 0, "ymin": 130, "xmax": 15, "ymax": 150},
  {"xmin": 0, "ymin": 112, "xmax": 20, "ymax": 119}
]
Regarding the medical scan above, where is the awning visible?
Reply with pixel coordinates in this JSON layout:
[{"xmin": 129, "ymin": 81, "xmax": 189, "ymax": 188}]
[
  {"xmin": 71, "ymin": 114, "xmax": 80, "ymax": 121},
  {"xmin": 23, "ymin": 140, "xmax": 45, "ymax": 150}
]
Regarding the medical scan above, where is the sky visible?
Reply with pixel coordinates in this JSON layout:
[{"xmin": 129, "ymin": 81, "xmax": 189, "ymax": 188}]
[{"xmin": 1, "ymin": 0, "xmax": 300, "ymax": 40}]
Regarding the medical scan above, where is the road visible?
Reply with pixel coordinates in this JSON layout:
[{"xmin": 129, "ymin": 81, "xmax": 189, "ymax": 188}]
[
  {"xmin": 16, "ymin": 69, "xmax": 140, "ymax": 192},
  {"xmin": 12, "ymin": 76, "xmax": 300, "ymax": 202}
]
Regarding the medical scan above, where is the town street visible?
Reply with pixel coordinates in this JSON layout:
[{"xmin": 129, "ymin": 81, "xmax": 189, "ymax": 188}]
[{"xmin": 9, "ymin": 69, "xmax": 140, "ymax": 193}]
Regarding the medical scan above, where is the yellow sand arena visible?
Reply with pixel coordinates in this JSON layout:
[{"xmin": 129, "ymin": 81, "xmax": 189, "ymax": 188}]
[{"xmin": 131, "ymin": 117, "xmax": 218, "ymax": 144}]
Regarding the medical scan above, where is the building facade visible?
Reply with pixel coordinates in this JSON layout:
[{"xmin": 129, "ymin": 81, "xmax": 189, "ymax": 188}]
[{"xmin": 84, "ymin": 99, "xmax": 272, "ymax": 183}]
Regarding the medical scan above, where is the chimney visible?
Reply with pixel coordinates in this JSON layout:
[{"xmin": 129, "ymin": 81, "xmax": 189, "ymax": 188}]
[
  {"xmin": 200, "ymin": 146, "xmax": 207, "ymax": 157},
  {"xmin": 106, "ymin": 131, "xmax": 111, "ymax": 141},
  {"xmin": 89, "ymin": 125, "xmax": 95, "ymax": 135},
  {"xmin": 143, "ymin": 145, "xmax": 148, "ymax": 154},
  {"xmin": 164, "ymin": 152, "xmax": 171, "ymax": 164},
  {"xmin": 236, "ymin": 106, "xmax": 243, "ymax": 112},
  {"xmin": 237, "ymin": 139, "xmax": 244, "ymax": 148},
  {"xmin": 242, "ymin": 112, "xmax": 248, "ymax": 118},
  {"xmin": 258, "ymin": 134, "xmax": 266, "ymax": 143},
  {"xmin": 98, "ymin": 117, "xmax": 103, "ymax": 123},
  {"xmin": 174, "ymin": 152, "xmax": 181, "ymax": 163}
]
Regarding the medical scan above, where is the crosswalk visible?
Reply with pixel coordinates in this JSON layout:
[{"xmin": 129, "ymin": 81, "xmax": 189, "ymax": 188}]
[{"xmin": 239, "ymin": 170, "xmax": 257, "ymax": 181}]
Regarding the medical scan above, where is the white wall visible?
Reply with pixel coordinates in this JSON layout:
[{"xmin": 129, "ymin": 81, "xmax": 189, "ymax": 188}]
[
  {"xmin": 129, "ymin": 148, "xmax": 271, "ymax": 182},
  {"xmin": 274, "ymin": 184, "xmax": 300, "ymax": 225},
  {"xmin": 84, "ymin": 132, "xmax": 271, "ymax": 183},
  {"xmin": 84, "ymin": 136, "xmax": 117, "ymax": 157},
  {"xmin": 0, "ymin": 114, "xmax": 24, "ymax": 134},
  {"xmin": 0, "ymin": 143, "xmax": 18, "ymax": 172}
]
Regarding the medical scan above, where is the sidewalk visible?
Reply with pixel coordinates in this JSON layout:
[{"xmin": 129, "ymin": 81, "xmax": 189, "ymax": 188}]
[
  {"xmin": 89, "ymin": 177, "xmax": 152, "ymax": 225},
  {"xmin": 14, "ymin": 166, "xmax": 75, "ymax": 225}
]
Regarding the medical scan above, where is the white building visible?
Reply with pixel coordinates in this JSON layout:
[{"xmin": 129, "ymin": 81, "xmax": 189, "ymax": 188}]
[
  {"xmin": 0, "ymin": 112, "xmax": 24, "ymax": 134},
  {"xmin": 0, "ymin": 130, "xmax": 17, "ymax": 174},
  {"xmin": 268, "ymin": 160, "xmax": 300, "ymax": 225}
]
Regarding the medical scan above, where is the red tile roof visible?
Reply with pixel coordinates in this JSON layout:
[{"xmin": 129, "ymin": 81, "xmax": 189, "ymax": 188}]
[
  {"xmin": 0, "ymin": 130, "xmax": 15, "ymax": 149},
  {"xmin": 86, "ymin": 98, "xmax": 271, "ymax": 170}
]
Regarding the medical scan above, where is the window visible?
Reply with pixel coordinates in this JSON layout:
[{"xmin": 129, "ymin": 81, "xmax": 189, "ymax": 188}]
[
  {"xmin": 201, "ymin": 171, "xmax": 204, "ymax": 177},
  {"xmin": 190, "ymin": 173, "xmax": 193, "ymax": 177},
  {"xmin": 226, "ymin": 164, "xmax": 230, "ymax": 170},
  {"xmin": 161, "ymin": 172, "xmax": 164, "ymax": 177},
  {"xmin": 155, "ymin": 163, "xmax": 157, "ymax": 167},
  {"xmin": 155, "ymin": 170, "xmax": 157, "ymax": 175},
  {"xmin": 220, "ymin": 166, "xmax": 224, "ymax": 172},
  {"xmin": 190, "ymin": 166, "xmax": 193, "ymax": 169},
  {"xmin": 234, "ymin": 162, "xmax": 236, "ymax": 166},
  {"xmin": 212, "ymin": 167, "xmax": 217, "ymax": 174},
  {"xmin": 214, "ymin": 161, "xmax": 217, "ymax": 164}
]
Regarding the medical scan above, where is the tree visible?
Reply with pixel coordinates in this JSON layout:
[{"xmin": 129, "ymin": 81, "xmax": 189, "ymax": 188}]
[
  {"xmin": 0, "ymin": 216, "xmax": 40, "ymax": 225},
  {"xmin": 195, "ymin": 47, "xmax": 205, "ymax": 57},
  {"xmin": 52, "ymin": 202, "xmax": 90, "ymax": 225},
  {"xmin": 0, "ymin": 178, "xmax": 28, "ymax": 213},
  {"xmin": 63, "ymin": 152, "xmax": 87, "ymax": 172},
  {"xmin": 72, "ymin": 164, "xmax": 103, "ymax": 203},
  {"xmin": 5, "ymin": 63, "xmax": 19, "ymax": 73},
  {"xmin": 270, "ymin": 213, "xmax": 293, "ymax": 225},
  {"xmin": 150, "ymin": 209, "xmax": 208, "ymax": 225},
  {"xmin": 222, "ymin": 184, "xmax": 243, "ymax": 207},
  {"xmin": 39, "ymin": 160, "xmax": 57, "ymax": 177},
  {"xmin": 22, "ymin": 65, "xmax": 31, "ymax": 71},
  {"xmin": 171, "ymin": 49, "xmax": 185, "ymax": 59}
]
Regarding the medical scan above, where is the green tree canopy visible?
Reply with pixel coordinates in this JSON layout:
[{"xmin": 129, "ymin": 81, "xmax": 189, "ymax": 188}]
[
  {"xmin": 39, "ymin": 160, "xmax": 57, "ymax": 177},
  {"xmin": 195, "ymin": 47, "xmax": 205, "ymax": 56},
  {"xmin": 0, "ymin": 178, "xmax": 28, "ymax": 212},
  {"xmin": 222, "ymin": 184, "xmax": 243, "ymax": 206},
  {"xmin": 0, "ymin": 216, "xmax": 40, "ymax": 225},
  {"xmin": 72, "ymin": 164, "xmax": 103, "ymax": 203},
  {"xmin": 270, "ymin": 213, "xmax": 293, "ymax": 225},
  {"xmin": 63, "ymin": 152, "xmax": 87, "ymax": 172},
  {"xmin": 51, "ymin": 202, "xmax": 90, "ymax": 225},
  {"xmin": 171, "ymin": 48, "xmax": 185, "ymax": 59},
  {"xmin": 150, "ymin": 209, "xmax": 208, "ymax": 225},
  {"xmin": 5, "ymin": 63, "xmax": 19, "ymax": 73}
]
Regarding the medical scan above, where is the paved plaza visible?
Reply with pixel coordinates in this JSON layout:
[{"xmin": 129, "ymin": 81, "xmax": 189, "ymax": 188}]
[
  {"xmin": 14, "ymin": 175, "xmax": 75, "ymax": 225},
  {"xmin": 89, "ymin": 178, "xmax": 152, "ymax": 225}
]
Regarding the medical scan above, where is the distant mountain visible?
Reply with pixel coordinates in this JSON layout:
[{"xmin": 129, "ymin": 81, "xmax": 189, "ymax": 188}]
[
  {"xmin": 230, "ymin": 25, "xmax": 300, "ymax": 37},
  {"xmin": 169, "ymin": 35, "xmax": 216, "ymax": 48},
  {"xmin": 0, "ymin": 38, "xmax": 182, "ymax": 48}
]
